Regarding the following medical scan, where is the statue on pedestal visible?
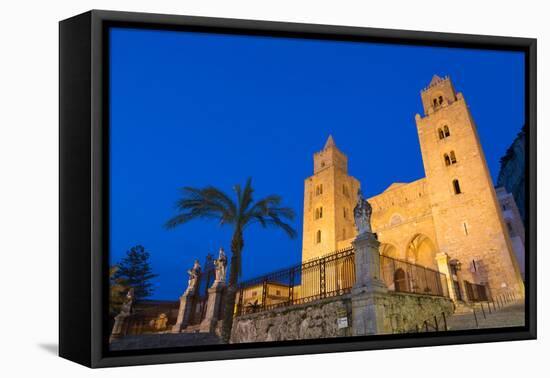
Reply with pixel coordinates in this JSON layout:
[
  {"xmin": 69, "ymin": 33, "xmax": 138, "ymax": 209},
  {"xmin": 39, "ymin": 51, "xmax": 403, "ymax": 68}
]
[
  {"xmin": 120, "ymin": 288, "xmax": 134, "ymax": 316},
  {"xmin": 185, "ymin": 259, "xmax": 201, "ymax": 295},
  {"xmin": 353, "ymin": 189, "xmax": 373, "ymax": 235},
  {"xmin": 213, "ymin": 247, "xmax": 228, "ymax": 285},
  {"xmin": 109, "ymin": 288, "xmax": 134, "ymax": 343}
]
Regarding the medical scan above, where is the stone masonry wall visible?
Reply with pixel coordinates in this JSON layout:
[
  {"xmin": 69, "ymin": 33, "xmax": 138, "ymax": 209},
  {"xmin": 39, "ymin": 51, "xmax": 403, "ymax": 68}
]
[
  {"xmin": 231, "ymin": 296, "xmax": 352, "ymax": 343},
  {"xmin": 230, "ymin": 293, "xmax": 454, "ymax": 343},
  {"xmin": 382, "ymin": 292, "xmax": 454, "ymax": 333}
]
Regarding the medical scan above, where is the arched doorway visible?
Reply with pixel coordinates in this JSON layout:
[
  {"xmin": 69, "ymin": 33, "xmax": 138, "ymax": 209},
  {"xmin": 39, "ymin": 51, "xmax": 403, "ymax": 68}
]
[
  {"xmin": 394, "ymin": 268, "xmax": 408, "ymax": 292},
  {"xmin": 406, "ymin": 234, "xmax": 437, "ymax": 270}
]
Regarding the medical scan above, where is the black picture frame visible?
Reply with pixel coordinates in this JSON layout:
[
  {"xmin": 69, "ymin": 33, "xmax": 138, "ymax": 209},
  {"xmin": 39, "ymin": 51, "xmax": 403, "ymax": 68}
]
[{"xmin": 59, "ymin": 9, "xmax": 537, "ymax": 368}]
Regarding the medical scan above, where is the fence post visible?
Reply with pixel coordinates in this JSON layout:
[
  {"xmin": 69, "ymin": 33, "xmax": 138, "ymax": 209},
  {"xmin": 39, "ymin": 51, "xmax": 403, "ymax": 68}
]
[
  {"xmin": 320, "ymin": 256, "xmax": 326, "ymax": 299},
  {"xmin": 237, "ymin": 287, "xmax": 244, "ymax": 316},
  {"xmin": 442, "ymin": 312, "xmax": 448, "ymax": 331},
  {"xmin": 487, "ymin": 301, "xmax": 492, "ymax": 314},
  {"xmin": 261, "ymin": 279, "xmax": 268, "ymax": 311},
  {"xmin": 288, "ymin": 267, "xmax": 295, "ymax": 304},
  {"xmin": 424, "ymin": 321, "xmax": 429, "ymax": 332},
  {"xmin": 473, "ymin": 307, "xmax": 479, "ymax": 328},
  {"xmin": 434, "ymin": 315, "xmax": 439, "ymax": 331},
  {"xmin": 480, "ymin": 303, "xmax": 486, "ymax": 319}
]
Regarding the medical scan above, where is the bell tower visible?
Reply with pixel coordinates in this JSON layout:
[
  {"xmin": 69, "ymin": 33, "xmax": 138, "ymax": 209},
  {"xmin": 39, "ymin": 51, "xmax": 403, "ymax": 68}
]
[
  {"xmin": 301, "ymin": 136, "xmax": 360, "ymax": 262},
  {"xmin": 415, "ymin": 75, "xmax": 524, "ymax": 298}
]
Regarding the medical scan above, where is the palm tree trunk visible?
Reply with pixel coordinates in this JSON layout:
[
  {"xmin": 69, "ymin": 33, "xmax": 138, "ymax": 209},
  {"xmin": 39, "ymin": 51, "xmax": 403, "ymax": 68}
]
[{"xmin": 220, "ymin": 227, "xmax": 243, "ymax": 343}]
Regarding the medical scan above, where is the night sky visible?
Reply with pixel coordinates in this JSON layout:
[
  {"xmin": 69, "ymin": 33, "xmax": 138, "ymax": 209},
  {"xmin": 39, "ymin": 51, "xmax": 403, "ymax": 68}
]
[{"xmin": 109, "ymin": 27, "xmax": 524, "ymax": 300}]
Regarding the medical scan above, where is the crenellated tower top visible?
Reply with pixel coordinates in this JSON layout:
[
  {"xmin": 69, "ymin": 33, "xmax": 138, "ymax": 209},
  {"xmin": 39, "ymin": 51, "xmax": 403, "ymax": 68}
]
[
  {"xmin": 420, "ymin": 75, "xmax": 461, "ymax": 116},
  {"xmin": 313, "ymin": 135, "xmax": 348, "ymax": 174}
]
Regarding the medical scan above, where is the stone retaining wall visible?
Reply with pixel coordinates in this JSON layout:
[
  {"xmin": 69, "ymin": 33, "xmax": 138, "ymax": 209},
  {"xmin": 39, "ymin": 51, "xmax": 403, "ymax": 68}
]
[
  {"xmin": 230, "ymin": 292, "xmax": 454, "ymax": 343},
  {"xmin": 230, "ymin": 296, "xmax": 352, "ymax": 343},
  {"xmin": 382, "ymin": 292, "xmax": 454, "ymax": 333}
]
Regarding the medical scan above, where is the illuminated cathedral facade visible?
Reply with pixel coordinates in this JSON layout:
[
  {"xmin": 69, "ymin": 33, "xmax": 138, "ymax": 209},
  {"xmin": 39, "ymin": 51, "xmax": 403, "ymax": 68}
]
[{"xmin": 301, "ymin": 75, "xmax": 525, "ymax": 300}]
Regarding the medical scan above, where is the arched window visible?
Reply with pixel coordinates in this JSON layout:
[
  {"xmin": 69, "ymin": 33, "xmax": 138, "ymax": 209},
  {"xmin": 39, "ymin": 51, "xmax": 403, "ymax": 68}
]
[
  {"xmin": 438, "ymin": 128, "xmax": 445, "ymax": 140},
  {"xmin": 444, "ymin": 154, "xmax": 451, "ymax": 166},
  {"xmin": 315, "ymin": 184, "xmax": 323, "ymax": 196},
  {"xmin": 316, "ymin": 230, "xmax": 322, "ymax": 244},
  {"xmin": 450, "ymin": 150, "xmax": 457, "ymax": 164},
  {"xmin": 444, "ymin": 125, "xmax": 450, "ymax": 137},
  {"xmin": 315, "ymin": 207, "xmax": 323, "ymax": 219},
  {"xmin": 438, "ymin": 96, "xmax": 444, "ymax": 105},
  {"xmin": 453, "ymin": 179, "xmax": 462, "ymax": 194}
]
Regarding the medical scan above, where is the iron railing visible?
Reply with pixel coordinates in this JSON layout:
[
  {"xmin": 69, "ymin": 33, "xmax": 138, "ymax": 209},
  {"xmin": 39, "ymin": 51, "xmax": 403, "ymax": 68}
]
[
  {"xmin": 235, "ymin": 247, "xmax": 450, "ymax": 316},
  {"xmin": 235, "ymin": 247, "xmax": 355, "ymax": 316},
  {"xmin": 380, "ymin": 255, "xmax": 449, "ymax": 297}
]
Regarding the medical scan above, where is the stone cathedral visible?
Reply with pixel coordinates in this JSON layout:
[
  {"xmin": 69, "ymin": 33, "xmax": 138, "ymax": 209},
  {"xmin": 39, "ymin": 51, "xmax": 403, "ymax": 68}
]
[{"xmin": 301, "ymin": 75, "xmax": 525, "ymax": 300}]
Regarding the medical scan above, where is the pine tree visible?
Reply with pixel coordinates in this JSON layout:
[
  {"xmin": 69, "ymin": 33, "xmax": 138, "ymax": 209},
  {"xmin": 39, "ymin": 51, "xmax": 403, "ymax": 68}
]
[{"xmin": 113, "ymin": 245, "xmax": 158, "ymax": 300}]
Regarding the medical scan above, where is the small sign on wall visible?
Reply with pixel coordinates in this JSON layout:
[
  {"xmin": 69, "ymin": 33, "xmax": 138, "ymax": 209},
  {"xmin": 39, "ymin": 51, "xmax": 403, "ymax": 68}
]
[{"xmin": 337, "ymin": 317, "xmax": 349, "ymax": 329}]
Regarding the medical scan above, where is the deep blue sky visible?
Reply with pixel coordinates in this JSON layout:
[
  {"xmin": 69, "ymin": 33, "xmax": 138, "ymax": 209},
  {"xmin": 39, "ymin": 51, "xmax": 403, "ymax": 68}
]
[{"xmin": 109, "ymin": 27, "xmax": 524, "ymax": 300}]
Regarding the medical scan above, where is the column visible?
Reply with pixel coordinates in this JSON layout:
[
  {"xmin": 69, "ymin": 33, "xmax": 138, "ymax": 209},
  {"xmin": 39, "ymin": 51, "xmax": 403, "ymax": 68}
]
[
  {"xmin": 199, "ymin": 283, "xmax": 225, "ymax": 333},
  {"xmin": 351, "ymin": 232, "xmax": 389, "ymax": 336},
  {"xmin": 109, "ymin": 313, "xmax": 129, "ymax": 343},
  {"xmin": 435, "ymin": 252, "xmax": 458, "ymax": 302},
  {"xmin": 171, "ymin": 291, "xmax": 195, "ymax": 333}
]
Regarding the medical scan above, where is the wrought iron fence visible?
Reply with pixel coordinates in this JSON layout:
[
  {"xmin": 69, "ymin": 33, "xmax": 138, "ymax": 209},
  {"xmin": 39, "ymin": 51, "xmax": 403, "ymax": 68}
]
[
  {"xmin": 235, "ymin": 247, "xmax": 355, "ymax": 316},
  {"xmin": 380, "ymin": 255, "xmax": 449, "ymax": 297},
  {"xmin": 464, "ymin": 280, "xmax": 488, "ymax": 302},
  {"xmin": 234, "ymin": 247, "xmax": 450, "ymax": 316}
]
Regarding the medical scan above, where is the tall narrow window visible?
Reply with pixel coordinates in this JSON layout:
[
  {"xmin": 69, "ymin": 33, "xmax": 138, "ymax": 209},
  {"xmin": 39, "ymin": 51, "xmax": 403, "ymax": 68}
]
[
  {"xmin": 343, "ymin": 207, "xmax": 348, "ymax": 219},
  {"xmin": 453, "ymin": 179, "xmax": 462, "ymax": 194},
  {"xmin": 450, "ymin": 150, "xmax": 457, "ymax": 164},
  {"xmin": 433, "ymin": 98, "xmax": 438, "ymax": 107},
  {"xmin": 463, "ymin": 222, "xmax": 469, "ymax": 235},
  {"xmin": 315, "ymin": 184, "xmax": 323, "ymax": 196},
  {"xmin": 315, "ymin": 207, "xmax": 323, "ymax": 219},
  {"xmin": 316, "ymin": 230, "xmax": 322, "ymax": 244},
  {"xmin": 444, "ymin": 154, "xmax": 451, "ymax": 166},
  {"xmin": 444, "ymin": 125, "xmax": 450, "ymax": 137},
  {"xmin": 438, "ymin": 95, "xmax": 444, "ymax": 105},
  {"xmin": 438, "ymin": 128, "xmax": 445, "ymax": 140}
]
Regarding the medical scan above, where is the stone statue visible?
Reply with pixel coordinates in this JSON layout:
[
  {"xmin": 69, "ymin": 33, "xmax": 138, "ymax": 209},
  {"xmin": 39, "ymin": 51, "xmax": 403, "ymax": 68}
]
[
  {"xmin": 353, "ymin": 189, "xmax": 373, "ymax": 234},
  {"xmin": 120, "ymin": 288, "xmax": 134, "ymax": 316},
  {"xmin": 109, "ymin": 288, "xmax": 134, "ymax": 343},
  {"xmin": 185, "ymin": 259, "xmax": 201, "ymax": 294},
  {"xmin": 214, "ymin": 247, "xmax": 228, "ymax": 284}
]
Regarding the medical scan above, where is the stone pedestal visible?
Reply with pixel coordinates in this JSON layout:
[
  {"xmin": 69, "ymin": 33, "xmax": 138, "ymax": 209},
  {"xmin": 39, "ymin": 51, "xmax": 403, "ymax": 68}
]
[
  {"xmin": 351, "ymin": 232, "xmax": 388, "ymax": 336},
  {"xmin": 109, "ymin": 313, "xmax": 129, "ymax": 343},
  {"xmin": 171, "ymin": 291, "xmax": 195, "ymax": 333},
  {"xmin": 436, "ymin": 252, "xmax": 458, "ymax": 302},
  {"xmin": 199, "ymin": 283, "xmax": 225, "ymax": 333}
]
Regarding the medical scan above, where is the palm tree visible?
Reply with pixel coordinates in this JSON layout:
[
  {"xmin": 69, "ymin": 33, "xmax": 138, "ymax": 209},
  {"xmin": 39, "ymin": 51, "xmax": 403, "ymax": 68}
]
[{"xmin": 165, "ymin": 178, "xmax": 296, "ymax": 342}]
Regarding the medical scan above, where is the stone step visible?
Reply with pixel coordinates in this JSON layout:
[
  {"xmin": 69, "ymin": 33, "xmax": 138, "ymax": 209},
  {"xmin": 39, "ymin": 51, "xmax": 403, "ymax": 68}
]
[
  {"xmin": 110, "ymin": 331, "xmax": 222, "ymax": 351},
  {"xmin": 446, "ymin": 301, "xmax": 525, "ymax": 331}
]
